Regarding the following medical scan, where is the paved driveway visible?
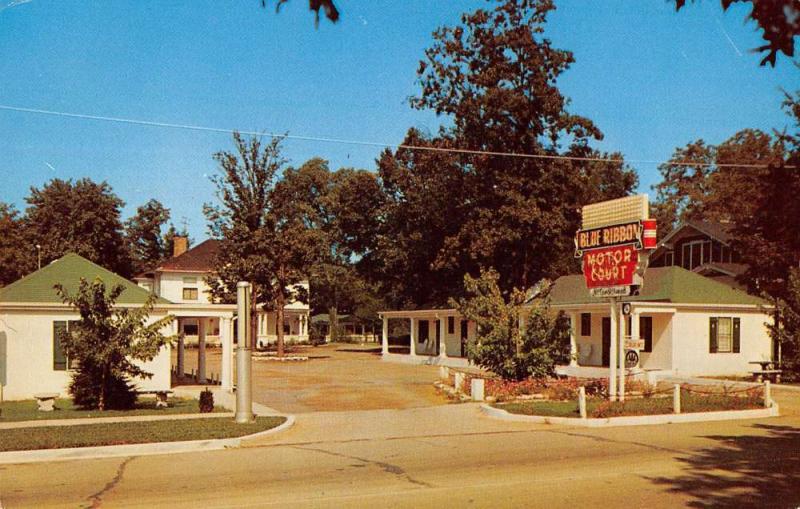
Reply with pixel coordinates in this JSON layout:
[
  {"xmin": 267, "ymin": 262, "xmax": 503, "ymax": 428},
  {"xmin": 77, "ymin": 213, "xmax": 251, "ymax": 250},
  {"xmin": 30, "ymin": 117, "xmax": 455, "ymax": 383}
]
[{"xmin": 175, "ymin": 343, "xmax": 447, "ymax": 413}]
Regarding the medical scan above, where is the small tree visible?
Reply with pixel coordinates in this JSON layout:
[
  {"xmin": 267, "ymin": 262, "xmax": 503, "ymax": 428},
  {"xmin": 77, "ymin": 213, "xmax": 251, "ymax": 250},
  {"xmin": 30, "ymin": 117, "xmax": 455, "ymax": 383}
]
[
  {"xmin": 55, "ymin": 278, "xmax": 175, "ymax": 410},
  {"xmin": 453, "ymin": 268, "xmax": 569, "ymax": 381}
]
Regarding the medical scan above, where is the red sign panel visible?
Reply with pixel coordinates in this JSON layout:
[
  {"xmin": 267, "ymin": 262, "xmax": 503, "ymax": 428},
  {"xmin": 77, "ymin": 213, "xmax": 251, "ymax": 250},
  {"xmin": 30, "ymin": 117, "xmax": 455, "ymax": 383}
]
[{"xmin": 582, "ymin": 244, "xmax": 639, "ymax": 288}]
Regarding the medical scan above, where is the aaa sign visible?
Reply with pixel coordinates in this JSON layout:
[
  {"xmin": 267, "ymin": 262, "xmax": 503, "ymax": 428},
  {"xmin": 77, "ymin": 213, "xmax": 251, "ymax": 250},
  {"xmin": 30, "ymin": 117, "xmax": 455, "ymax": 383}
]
[{"xmin": 582, "ymin": 244, "xmax": 639, "ymax": 288}]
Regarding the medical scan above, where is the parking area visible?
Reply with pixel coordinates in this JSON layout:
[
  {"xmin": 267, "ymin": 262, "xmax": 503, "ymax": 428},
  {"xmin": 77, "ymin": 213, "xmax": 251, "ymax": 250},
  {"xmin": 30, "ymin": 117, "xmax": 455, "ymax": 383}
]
[{"xmin": 173, "ymin": 343, "xmax": 447, "ymax": 413}]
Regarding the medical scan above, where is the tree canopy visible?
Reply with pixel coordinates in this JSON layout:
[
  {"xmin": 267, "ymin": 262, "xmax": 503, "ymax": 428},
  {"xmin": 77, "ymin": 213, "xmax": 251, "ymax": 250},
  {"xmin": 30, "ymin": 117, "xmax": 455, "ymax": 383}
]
[
  {"xmin": 674, "ymin": 0, "xmax": 800, "ymax": 67},
  {"xmin": 361, "ymin": 0, "xmax": 637, "ymax": 309}
]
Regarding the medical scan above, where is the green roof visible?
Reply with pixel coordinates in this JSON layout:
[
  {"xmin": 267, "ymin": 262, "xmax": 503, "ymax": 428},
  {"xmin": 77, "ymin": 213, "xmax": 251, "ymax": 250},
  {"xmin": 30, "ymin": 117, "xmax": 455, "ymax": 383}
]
[
  {"xmin": 0, "ymin": 253, "xmax": 171, "ymax": 305},
  {"xmin": 550, "ymin": 266, "xmax": 765, "ymax": 307}
]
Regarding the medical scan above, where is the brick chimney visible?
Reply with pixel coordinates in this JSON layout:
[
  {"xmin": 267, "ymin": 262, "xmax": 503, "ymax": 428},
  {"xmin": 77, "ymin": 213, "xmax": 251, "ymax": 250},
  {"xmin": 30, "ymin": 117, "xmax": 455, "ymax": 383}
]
[{"xmin": 172, "ymin": 236, "xmax": 188, "ymax": 258}]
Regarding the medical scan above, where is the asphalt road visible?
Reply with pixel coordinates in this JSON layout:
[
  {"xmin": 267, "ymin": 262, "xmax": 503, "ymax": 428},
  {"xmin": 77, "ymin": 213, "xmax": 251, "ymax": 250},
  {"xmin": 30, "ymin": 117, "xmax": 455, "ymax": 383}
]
[{"xmin": 2, "ymin": 388, "xmax": 799, "ymax": 508}]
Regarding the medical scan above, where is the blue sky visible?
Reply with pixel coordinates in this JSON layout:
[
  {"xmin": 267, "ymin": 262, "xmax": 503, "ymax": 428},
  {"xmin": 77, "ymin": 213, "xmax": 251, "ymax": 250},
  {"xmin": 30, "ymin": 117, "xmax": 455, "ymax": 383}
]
[{"xmin": 0, "ymin": 1, "xmax": 795, "ymax": 240}]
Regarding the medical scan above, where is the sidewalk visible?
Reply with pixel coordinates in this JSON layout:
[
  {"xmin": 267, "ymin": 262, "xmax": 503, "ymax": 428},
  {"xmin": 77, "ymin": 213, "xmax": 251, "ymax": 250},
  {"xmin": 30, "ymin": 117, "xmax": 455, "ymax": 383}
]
[{"xmin": 244, "ymin": 402, "xmax": 551, "ymax": 446}]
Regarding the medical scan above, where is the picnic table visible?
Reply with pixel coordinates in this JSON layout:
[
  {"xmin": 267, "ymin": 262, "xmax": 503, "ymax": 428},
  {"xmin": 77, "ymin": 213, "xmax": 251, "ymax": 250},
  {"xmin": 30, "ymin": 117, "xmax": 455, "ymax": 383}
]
[{"xmin": 749, "ymin": 361, "xmax": 782, "ymax": 383}]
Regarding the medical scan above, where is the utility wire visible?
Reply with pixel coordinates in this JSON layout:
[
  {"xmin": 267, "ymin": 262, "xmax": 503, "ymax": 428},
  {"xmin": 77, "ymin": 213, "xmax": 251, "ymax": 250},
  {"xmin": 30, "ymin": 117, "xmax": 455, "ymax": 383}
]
[{"xmin": 0, "ymin": 104, "xmax": 793, "ymax": 169}]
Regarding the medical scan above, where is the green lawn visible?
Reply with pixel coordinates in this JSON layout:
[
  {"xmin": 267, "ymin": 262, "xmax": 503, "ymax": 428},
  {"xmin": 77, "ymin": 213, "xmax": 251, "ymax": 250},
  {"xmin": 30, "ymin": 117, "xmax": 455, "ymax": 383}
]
[
  {"xmin": 498, "ymin": 392, "xmax": 764, "ymax": 418},
  {"xmin": 0, "ymin": 398, "xmax": 225, "ymax": 422},
  {"xmin": 0, "ymin": 416, "xmax": 286, "ymax": 452}
]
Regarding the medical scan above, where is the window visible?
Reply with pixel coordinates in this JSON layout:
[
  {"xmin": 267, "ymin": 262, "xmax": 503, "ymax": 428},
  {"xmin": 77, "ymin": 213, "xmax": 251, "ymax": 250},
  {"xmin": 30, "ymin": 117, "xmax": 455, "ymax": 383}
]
[
  {"xmin": 182, "ymin": 276, "xmax": 197, "ymax": 284},
  {"xmin": 183, "ymin": 288, "xmax": 198, "ymax": 300},
  {"xmin": 448, "ymin": 316, "xmax": 455, "ymax": 334},
  {"xmin": 640, "ymin": 316, "xmax": 653, "ymax": 353},
  {"xmin": 183, "ymin": 322, "xmax": 199, "ymax": 336},
  {"xmin": 580, "ymin": 313, "xmax": 591, "ymax": 336},
  {"xmin": 53, "ymin": 321, "xmax": 79, "ymax": 371},
  {"xmin": 682, "ymin": 240, "xmax": 712, "ymax": 270},
  {"xmin": 710, "ymin": 317, "xmax": 740, "ymax": 353}
]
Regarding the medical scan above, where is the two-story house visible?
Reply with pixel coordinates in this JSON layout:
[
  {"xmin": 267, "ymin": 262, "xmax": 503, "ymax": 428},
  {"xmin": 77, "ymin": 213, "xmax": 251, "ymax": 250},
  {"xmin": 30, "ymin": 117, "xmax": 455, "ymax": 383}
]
[
  {"xmin": 648, "ymin": 220, "xmax": 748, "ymax": 290},
  {"xmin": 134, "ymin": 237, "xmax": 310, "ymax": 348}
]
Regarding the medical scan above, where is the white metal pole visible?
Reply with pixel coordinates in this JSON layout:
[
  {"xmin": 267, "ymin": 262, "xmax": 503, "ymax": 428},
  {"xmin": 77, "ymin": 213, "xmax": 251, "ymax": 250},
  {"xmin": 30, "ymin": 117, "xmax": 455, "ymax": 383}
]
[
  {"xmin": 235, "ymin": 282, "xmax": 254, "ymax": 424},
  {"xmin": 618, "ymin": 303, "xmax": 626, "ymax": 402},
  {"xmin": 609, "ymin": 299, "xmax": 617, "ymax": 401}
]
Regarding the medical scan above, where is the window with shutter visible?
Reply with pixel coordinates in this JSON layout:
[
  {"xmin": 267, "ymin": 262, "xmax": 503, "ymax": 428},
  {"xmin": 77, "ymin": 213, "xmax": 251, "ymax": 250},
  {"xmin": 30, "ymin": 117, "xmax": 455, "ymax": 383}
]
[
  {"xmin": 580, "ymin": 313, "xmax": 591, "ymax": 336},
  {"xmin": 53, "ymin": 321, "xmax": 68, "ymax": 370},
  {"xmin": 733, "ymin": 318, "xmax": 741, "ymax": 353}
]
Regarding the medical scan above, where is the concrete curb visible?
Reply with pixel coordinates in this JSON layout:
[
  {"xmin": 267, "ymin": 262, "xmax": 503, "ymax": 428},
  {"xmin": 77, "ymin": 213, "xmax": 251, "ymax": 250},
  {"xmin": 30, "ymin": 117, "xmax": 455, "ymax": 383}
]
[
  {"xmin": 480, "ymin": 402, "xmax": 780, "ymax": 428},
  {"xmin": 0, "ymin": 415, "xmax": 295, "ymax": 465}
]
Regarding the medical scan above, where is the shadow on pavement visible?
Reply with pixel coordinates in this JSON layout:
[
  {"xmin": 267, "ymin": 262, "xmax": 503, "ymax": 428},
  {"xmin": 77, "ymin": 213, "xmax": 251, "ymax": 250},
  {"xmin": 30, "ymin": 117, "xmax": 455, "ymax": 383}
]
[{"xmin": 647, "ymin": 424, "xmax": 800, "ymax": 508}]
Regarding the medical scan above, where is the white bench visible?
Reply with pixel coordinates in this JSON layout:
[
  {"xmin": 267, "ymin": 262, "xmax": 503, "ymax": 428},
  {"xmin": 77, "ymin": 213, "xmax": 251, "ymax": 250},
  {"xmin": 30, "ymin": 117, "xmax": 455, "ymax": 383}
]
[
  {"xmin": 33, "ymin": 392, "xmax": 59, "ymax": 412},
  {"xmin": 136, "ymin": 389, "xmax": 174, "ymax": 408}
]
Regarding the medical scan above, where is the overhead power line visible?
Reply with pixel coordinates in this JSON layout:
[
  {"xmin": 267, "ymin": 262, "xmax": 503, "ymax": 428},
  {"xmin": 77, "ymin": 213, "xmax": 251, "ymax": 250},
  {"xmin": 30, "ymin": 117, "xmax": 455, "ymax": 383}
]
[{"xmin": 0, "ymin": 104, "xmax": 793, "ymax": 169}]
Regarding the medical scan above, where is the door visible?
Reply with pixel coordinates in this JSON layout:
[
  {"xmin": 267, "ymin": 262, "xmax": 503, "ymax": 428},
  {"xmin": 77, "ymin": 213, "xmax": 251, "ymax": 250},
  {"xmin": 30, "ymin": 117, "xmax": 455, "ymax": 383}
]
[
  {"xmin": 460, "ymin": 320, "xmax": 468, "ymax": 357},
  {"xmin": 602, "ymin": 317, "xmax": 611, "ymax": 367}
]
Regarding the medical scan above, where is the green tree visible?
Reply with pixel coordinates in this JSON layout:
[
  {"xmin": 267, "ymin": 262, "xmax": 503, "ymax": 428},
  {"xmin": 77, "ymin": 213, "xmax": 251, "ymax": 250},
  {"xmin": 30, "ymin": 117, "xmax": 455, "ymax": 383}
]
[
  {"xmin": 453, "ymin": 268, "xmax": 569, "ymax": 381},
  {"xmin": 125, "ymin": 199, "xmax": 172, "ymax": 274},
  {"xmin": 367, "ymin": 0, "xmax": 636, "ymax": 307},
  {"xmin": 55, "ymin": 279, "xmax": 174, "ymax": 410},
  {"xmin": 0, "ymin": 203, "xmax": 34, "ymax": 286},
  {"xmin": 674, "ymin": 0, "xmax": 799, "ymax": 66},
  {"xmin": 25, "ymin": 178, "xmax": 132, "ymax": 277},
  {"xmin": 205, "ymin": 133, "xmax": 314, "ymax": 356},
  {"xmin": 651, "ymin": 141, "xmax": 716, "ymax": 233}
]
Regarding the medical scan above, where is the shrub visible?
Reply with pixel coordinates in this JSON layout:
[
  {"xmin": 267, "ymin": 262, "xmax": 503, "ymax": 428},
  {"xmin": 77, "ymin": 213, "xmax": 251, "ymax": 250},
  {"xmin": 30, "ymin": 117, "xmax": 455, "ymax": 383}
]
[
  {"xmin": 543, "ymin": 379, "xmax": 579, "ymax": 401},
  {"xmin": 590, "ymin": 400, "xmax": 626, "ymax": 418},
  {"xmin": 453, "ymin": 269, "xmax": 570, "ymax": 381},
  {"xmin": 69, "ymin": 364, "xmax": 137, "ymax": 410},
  {"xmin": 199, "ymin": 389, "xmax": 214, "ymax": 413}
]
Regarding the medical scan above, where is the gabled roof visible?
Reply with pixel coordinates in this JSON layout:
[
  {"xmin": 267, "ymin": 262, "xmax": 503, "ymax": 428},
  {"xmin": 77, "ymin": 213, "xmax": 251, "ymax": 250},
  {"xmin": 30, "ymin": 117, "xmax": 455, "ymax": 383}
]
[
  {"xmin": 156, "ymin": 239, "xmax": 219, "ymax": 273},
  {"xmin": 693, "ymin": 262, "xmax": 748, "ymax": 278},
  {"xmin": 660, "ymin": 220, "xmax": 734, "ymax": 247},
  {"xmin": 549, "ymin": 266, "xmax": 764, "ymax": 307},
  {"xmin": 0, "ymin": 253, "xmax": 171, "ymax": 305}
]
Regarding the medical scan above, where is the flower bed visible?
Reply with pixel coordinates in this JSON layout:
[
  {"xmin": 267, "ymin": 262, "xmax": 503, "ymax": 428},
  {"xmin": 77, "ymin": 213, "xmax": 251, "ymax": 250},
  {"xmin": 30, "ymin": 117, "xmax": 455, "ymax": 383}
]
[{"xmin": 496, "ymin": 386, "xmax": 764, "ymax": 418}]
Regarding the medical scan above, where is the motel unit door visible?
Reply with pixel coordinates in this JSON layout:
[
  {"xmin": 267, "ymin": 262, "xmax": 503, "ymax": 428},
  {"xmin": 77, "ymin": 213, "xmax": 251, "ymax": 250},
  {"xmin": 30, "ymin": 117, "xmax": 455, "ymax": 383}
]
[{"xmin": 602, "ymin": 317, "xmax": 611, "ymax": 367}]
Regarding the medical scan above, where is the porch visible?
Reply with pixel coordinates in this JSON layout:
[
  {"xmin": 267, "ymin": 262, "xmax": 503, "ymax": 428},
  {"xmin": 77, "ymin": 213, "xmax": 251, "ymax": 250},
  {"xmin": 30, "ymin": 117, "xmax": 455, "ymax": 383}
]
[
  {"xmin": 378, "ymin": 309, "xmax": 476, "ymax": 368},
  {"xmin": 556, "ymin": 303, "xmax": 676, "ymax": 373}
]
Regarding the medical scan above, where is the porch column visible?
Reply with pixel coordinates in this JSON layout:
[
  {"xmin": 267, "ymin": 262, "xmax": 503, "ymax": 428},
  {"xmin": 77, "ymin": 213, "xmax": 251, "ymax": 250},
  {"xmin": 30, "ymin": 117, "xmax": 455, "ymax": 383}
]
[
  {"xmin": 609, "ymin": 302, "xmax": 618, "ymax": 401},
  {"xmin": 220, "ymin": 316, "xmax": 233, "ymax": 391},
  {"xmin": 409, "ymin": 317, "xmax": 418, "ymax": 357},
  {"xmin": 197, "ymin": 318, "xmax": 207, "ymax": 384},
  {"xmin": 381, "ymin": 315, "xmax": 389, "ymax": 355},
  {"xmin": 569, "ymin": 312, "xmax": 578, "ymax": 367},
  {"xmin": 438, "ymin": 316, "xmax": 448, "ymax": 360},
  {"xmin": 176, "ymin": 319, "xmax": 185, "ymax": 379},
  {"xmin": 630, "ymin": 308, "xmax": 641, "ymax": 369},
  {"xmin": 618, "ymin": 304, "xmax": 626, "ymax": 402}
]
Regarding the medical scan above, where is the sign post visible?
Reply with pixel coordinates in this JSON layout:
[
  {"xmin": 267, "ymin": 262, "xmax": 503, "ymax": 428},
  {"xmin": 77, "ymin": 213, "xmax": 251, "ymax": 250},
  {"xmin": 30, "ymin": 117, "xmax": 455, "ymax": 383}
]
[{"xmin": 575, "ymin": 195, "xmax": 656, "ymax": 401}]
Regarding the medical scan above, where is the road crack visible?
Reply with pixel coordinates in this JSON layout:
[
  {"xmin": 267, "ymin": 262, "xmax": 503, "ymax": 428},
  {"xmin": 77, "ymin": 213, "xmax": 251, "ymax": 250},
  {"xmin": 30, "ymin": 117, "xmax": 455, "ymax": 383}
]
[
  {"xmin": 292, "ymin": 445, "xmax": 433, "ymax": 488},
  {"xmin": 85, "ymin": 456, "xmax": 135, "ymax": 508}
]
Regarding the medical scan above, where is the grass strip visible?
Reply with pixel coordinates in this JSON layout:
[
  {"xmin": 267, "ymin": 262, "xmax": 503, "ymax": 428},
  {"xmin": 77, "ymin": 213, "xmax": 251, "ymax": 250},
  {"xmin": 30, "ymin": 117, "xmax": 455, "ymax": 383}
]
[
  {"xmin": 0, "ymin": 416, "xmax": 286, "ymax": 452},
  {"xmin": 0, "ymin": 398, "xmax": 224, "ymax": 422}
]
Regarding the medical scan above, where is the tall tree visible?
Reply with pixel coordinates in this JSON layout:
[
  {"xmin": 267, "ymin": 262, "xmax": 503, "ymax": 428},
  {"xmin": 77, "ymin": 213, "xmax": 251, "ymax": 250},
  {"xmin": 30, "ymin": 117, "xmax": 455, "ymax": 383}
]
[
  {"xmin": 651, "ymin": 141, "xmax": 716, "ymax": 233},
  {"xmin": 125, "ymin": 199, "xmax": 172, "ymax": 274},
  {"xmin": 368, "ymin": 0, "xmax": 636, "ymax": 307},
  {"xmin": 0, "ymin": 203, "xmax": 34, "ymax": 286},
  {"xmin": 651, "ymin": 130, "xmax": 784, "ymax": 236},
  {"xmin": 205, "ymin": 133, "xmax": 313, "ymax": 356},
  {"xmin": 25, "ymin": 178, "xmax": 131, "ymax": 277}
]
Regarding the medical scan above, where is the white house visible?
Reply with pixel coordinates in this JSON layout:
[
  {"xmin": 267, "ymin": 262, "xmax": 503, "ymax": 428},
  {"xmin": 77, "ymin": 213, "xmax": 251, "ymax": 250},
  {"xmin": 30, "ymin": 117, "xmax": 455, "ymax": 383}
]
[
  {"xmin": 378, "ymin": 266, "xmax": 774, "ymax": 378},
  {"xmin": 134, "ymin": 237, "xmax": 311, "ymax": 347}
]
